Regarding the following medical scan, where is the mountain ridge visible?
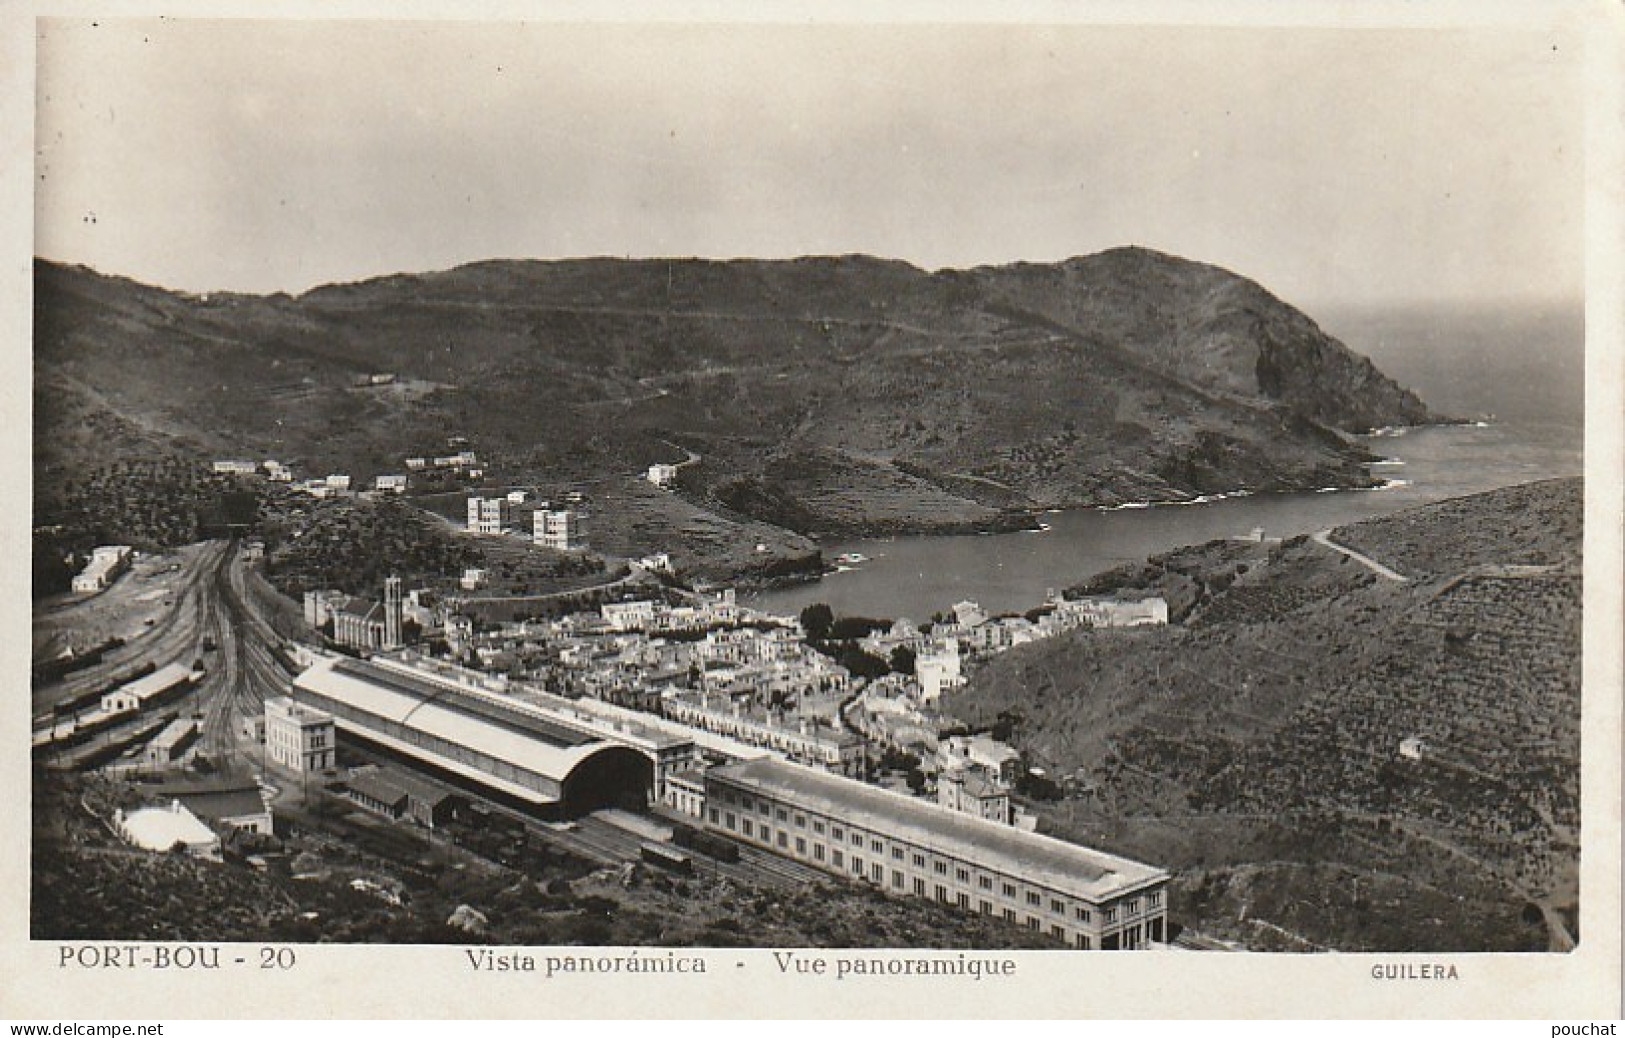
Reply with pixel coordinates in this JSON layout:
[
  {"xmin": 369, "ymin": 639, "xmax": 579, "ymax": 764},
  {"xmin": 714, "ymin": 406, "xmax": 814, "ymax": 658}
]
[{"xmin": 34, "ymin": 248, "xmax": 1438, "ymax": 541}]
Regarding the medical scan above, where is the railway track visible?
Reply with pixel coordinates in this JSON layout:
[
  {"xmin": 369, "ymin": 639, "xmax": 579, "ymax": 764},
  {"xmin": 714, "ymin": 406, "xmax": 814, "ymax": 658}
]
[
  {"xmin": 32, "ymin": 541, "xmax": 226, "ymax": 716},
  {"xmin": 345, "ymin": 759, "xmax": 827, "ymax": 895},
  {"xmin": 194, "ymin": 538, "xmax": 303, "ymax": 764}
]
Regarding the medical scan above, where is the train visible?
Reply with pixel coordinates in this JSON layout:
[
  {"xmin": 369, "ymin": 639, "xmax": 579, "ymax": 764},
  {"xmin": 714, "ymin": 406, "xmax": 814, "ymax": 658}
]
[
  {"xmin": 32, "ymin": 637, "xmax": 125, "ymax": 688},
  {"xmin": 51, "ymin": 661, "xmax": 158, "ymax": 719},
  {"xmin": 639, "ymin": 841, "xmax": 694, "ymax": 874},
  {"xmin": 32, "ymin": 705, "xmax": 138, "ymax": 755},
  {"xmin": 668, "ymin": 819, "xmax": 741, "ymax": 863},
  {"xmin": 44, "ymin": 711, "xmax": 179, "ymax": 771}
]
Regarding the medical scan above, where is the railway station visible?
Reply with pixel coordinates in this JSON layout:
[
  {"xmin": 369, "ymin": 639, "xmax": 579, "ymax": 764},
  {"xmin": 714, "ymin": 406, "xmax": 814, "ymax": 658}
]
[{"xmin": 290, "ymin": 655, "xmax": 654, "ymax": 819}]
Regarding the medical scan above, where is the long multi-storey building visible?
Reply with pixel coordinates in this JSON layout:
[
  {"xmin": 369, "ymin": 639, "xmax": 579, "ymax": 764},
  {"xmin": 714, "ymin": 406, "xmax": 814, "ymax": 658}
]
[{"xmin": 703, "ymin": 757, "xmax": 1169, "ymax": 949}]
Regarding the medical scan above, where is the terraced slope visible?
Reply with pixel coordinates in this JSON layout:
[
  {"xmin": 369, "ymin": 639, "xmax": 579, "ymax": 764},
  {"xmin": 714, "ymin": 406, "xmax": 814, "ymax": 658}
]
[{"xmin": 947, "ymin": 478, "xmax": 1581, "ymax": 951}]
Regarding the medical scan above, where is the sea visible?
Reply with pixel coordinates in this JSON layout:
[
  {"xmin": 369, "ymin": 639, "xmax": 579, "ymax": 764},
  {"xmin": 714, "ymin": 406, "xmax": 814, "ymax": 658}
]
[{"xmin": 748, "ymin": 302, "xmax": 1585, "ymax": 622}]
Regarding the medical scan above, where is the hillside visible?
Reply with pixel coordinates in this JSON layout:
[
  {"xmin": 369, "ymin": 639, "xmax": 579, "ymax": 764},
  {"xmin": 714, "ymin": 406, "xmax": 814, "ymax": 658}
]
[
  {"xmin": 945, "ymin": 478, "xmax": 1581, "ymax": 952},
  {"xmin": 35, "ymin": 249, "xmax": 1435, "ymax": 539},
  {"xmin": 33, "ymin": 769, "xmax": 1064, "ymax": 950}
]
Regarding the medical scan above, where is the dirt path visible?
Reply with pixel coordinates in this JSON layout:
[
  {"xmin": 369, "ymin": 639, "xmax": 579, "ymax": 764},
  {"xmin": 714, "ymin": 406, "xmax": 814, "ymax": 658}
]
[{"xmin": 1310, "ymin": 530, "xmax": 1409, "ymax": 582}]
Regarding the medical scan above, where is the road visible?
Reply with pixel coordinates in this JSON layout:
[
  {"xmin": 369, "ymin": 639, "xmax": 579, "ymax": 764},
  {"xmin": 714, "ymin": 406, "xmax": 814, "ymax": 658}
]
[
  {"xmin": 660, "ymin": 440, "xmax": 701, "ymax": 470},
  {"xmin": 452, "ymin": 561, "xmax": 651, "ymax": 610},
  {"xmin": 1310, "ymin": 529, "xmax": 1410, "ymax": 582}
]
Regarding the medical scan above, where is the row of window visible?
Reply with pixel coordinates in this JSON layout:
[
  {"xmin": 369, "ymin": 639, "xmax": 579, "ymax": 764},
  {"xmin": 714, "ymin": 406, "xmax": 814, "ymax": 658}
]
[{"xmin": 710, "ymin": 786, "xmax": 1163, "ymax": 929}]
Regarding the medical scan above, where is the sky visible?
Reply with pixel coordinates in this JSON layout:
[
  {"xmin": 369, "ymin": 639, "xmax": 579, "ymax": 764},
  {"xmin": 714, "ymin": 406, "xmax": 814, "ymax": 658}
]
[{"xmin": 33, "ymin": 17, "xmax": 1586, "ymax": 309}]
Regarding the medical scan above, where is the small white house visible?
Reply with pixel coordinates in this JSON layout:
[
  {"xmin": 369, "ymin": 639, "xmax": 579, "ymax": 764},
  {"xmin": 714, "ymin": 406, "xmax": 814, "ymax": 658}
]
[{"xmin": 647, "ymin": 463, "xmax": 679, "ymax": 489}]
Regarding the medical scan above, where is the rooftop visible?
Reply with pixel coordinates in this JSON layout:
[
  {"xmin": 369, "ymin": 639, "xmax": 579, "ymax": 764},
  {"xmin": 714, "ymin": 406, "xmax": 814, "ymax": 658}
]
[
  {"xmin": 120, "ymin": 802, "xmax": 219, "ymax": 852},
  {"xmin": 335, "ymin": 658, "xmax": 596, "ymax": 749},
  {"xmin": 147, "ymin": 716, "xmax": 198, "ymax": 750},
  {"xmin": 669, "ymin": 767, "xmax": 708, "ymax": 789},
  {"xmin": 709, "ymin": 757, "xmax": 1167, "ymax": 901},
  {"xmin": 335, "ymin": 596, "xmax": 381, "ymax": 620},
  {"xmin": 175, "ymin": 787, "xmax": 268, "ymax": 821},
  {"xmin": 295, "ymin": 657, "xmax": 612, "ymax": 796},
  {"xmin": 146, "ymin": 777, "xmax": 268, "ymax": 821},
  {"xmin": 112, "ymin": 662, "xmax": 193, "ymax": 702},
  {"xmin": 266, "ymin": 694, "xmax": 332, "ymax": 725},
  {"xmin": 343, "ymin": 769, "xmax": 409, "ymax": 807},
  {"xmin": 346, "ymin": 765, "xmax": 461, "ymax": 808}
]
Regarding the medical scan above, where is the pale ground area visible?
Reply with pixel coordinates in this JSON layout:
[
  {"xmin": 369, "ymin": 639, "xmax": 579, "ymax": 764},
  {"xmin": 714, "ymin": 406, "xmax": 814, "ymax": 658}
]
[{"xmin": 32, "ymin": 544, "xmax": 206, "ymax": 663}]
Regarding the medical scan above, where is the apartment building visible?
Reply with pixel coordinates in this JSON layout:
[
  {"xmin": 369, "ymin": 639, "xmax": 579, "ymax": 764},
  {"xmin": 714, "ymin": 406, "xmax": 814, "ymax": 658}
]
[{"xmin": 704, "ymin": 757, "xmax": 1170, "ymax": 950}]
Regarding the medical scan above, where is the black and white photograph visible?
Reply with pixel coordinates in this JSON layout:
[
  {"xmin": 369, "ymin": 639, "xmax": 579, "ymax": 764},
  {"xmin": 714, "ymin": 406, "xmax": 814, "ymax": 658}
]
[{"xmin": 10, "ymin": 2, "xmax": 1622, "ymax": 1019}]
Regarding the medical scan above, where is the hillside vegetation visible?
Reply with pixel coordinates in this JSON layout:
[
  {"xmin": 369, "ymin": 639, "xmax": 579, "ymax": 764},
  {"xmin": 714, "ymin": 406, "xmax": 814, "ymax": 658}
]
[
  {"xmin": 36, "ymin": 249, "xmax": 1434, "ymax": 537},
  {"xmin": 34, "ymin": 770, "xmax": 1063, "ymax": 950},
  {"xmin": 947, "ymin": 478, "xmax": 1581, "ymax": 952}
]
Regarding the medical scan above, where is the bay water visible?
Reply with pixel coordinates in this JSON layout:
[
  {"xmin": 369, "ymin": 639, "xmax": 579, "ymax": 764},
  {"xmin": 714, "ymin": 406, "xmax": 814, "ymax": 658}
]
[{"xmin": 749, "ymin": 302, "xmax": 1584, "ymax": 622}]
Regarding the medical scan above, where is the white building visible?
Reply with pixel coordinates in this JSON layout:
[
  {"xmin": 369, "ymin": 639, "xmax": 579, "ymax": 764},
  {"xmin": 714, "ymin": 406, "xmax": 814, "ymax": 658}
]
[
  {"xmin": 101, "ymin": 662, "xmax": 193, "ymax": 715},
  {"xmin": 445, "ymin": 615, "xmax": 475, "ymax": 657},
  {"xmin": 939, "ymin": 769, "xmax": 1012, "ymax": 824},
  {"xmin": 325, "ymin": 474, "xmax": 353, "ymax": 492},
  {"xmin": 466, "ymin": 496, "xmax": 510, "ymax": 535},
  {"xmin": 661, "ymin": 693, "xmax": 866, "ymax": 776},
  {"xmin": 665, "ymin": 769, "xmax": 707, "ymax": 817},
  {"xmin": 535, "ymin": 509, "xmax": 585, "ymax": 551},
  {"xmin": 71, "ymin": 545, "xmax": 133, "ymax": 593},
  {"xmin": 952, "ymin": 601, "xmax": 989, "ymax": 628},
  {"xmin": 639, "ymin": 552, "xmax": 675, "ymax": 576},
  {"xmin": 375, "ymin": 474, "xmax": 408, "ymax": 494},
  {"xmin": 460, "ymin": 568, "xmax": 488, "ymax": 591},
  {"xmin": 265, "ymin": 695, "xmax": 336, "ymax": 773},
  {"xmin": 938, "ymin": 734, "xmax": 1021, "ymax": 785},
  {"xmin": 915, "ymin": 641, "xmax": 964, "ymax": 702},
  {"xmin": 505, "ymin": 490, "xmax": 528, "ymax": 505},
  {"xmin": 116, "ymin": 802, "xmax": 220, "ymax": 859},
  {"xmin": 647, "ymin": 463, "xmax": 679, "ymax": 489},
  {"xmin": 602, "ymin": 600, "xmax": 658, "ymax": 632},
  {"xmin": 211, "ymin": 460, "xmax": 258, "ymax": 475},
  {"xmin": 1055, "ymin": 596, "xmax": 1169, "ymax": 629},
  {"xmin": 704, "ymin": 758, "xmax": 1169, "ymax": 950},
  {"xmin": 434, "ymin": 450, "xmax": 478, "ymax": 469}
]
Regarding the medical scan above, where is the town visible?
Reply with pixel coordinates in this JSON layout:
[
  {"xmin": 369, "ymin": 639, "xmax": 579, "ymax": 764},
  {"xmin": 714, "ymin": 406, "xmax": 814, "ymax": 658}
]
[{"xmin": 32, "ymin": 445, "xmax": 1175, "ymax": 950}]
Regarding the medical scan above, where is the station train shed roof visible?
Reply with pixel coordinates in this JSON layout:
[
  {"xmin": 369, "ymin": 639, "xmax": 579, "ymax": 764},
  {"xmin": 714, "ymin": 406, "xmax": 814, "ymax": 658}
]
[{"xmin": 293, "ymin": 656, "xmax": 623, "ymax": 805}]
